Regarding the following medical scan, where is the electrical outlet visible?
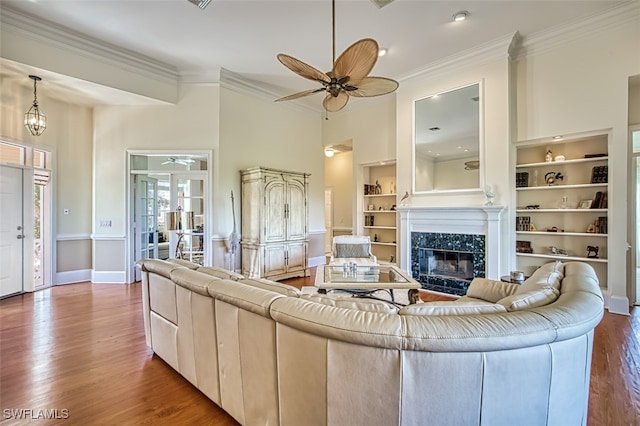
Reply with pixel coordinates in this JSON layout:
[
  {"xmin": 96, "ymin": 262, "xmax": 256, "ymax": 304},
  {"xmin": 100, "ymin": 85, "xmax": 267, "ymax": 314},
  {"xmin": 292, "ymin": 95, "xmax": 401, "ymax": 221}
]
[{"xmin": 99, "ymin": 220, "xmax": 112, "ymax": 227}]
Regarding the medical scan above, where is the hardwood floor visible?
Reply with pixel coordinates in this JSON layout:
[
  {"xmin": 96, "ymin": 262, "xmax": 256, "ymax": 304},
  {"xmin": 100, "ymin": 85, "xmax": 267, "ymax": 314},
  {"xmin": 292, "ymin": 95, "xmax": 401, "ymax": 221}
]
[{"xmin": 1, "ymin": 272, "xmax": 638, "ymax": 425}]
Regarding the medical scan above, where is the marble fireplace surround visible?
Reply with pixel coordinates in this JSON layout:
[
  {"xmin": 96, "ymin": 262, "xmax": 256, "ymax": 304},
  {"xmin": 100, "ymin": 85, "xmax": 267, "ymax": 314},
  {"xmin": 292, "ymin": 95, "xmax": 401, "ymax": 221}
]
[{"xmin": 397, "ymin": 206, "xmax": 505, "ymax": 283}]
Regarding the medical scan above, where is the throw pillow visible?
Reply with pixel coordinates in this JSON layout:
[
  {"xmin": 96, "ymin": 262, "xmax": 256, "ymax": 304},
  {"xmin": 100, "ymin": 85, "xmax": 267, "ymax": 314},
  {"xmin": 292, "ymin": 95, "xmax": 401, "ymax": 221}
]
[{"xmin": 335, "ymin": 243, "xmax": 369, "ymax": 258}]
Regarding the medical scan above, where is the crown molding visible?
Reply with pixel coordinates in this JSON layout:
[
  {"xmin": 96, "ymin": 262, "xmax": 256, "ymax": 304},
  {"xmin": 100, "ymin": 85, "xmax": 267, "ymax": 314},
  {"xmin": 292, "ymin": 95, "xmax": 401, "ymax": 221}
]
[
  {"xmin": 0, "ymin": 4, "xmax": 178, "ymax": 84},
  {"xmin": 219, "ymin": 68, "xmax": 321, "ymax": 115},
  {"xmin": 510, "ymin": 1, "xmax": 639, "ymax": 60},
  {"xmin": 397, "ymin": 33, "xmax": 515, "ymax": 83}
]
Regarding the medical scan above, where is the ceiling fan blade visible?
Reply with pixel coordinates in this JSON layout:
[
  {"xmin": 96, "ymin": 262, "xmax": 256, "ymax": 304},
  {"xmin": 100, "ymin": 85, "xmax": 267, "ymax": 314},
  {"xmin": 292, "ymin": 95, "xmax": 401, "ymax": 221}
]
[
  {"xmin": 332, "ymin": 38, "xmax": 378, "ymax": 84},
  {"xmin": 275, "ymin": 88, "xmax": 326, "ymax": 102},
  {"xmin": 323, "ymin": 91, "xmax": 349, "ymax": 112},
  {"xmin": 277, "ymin": 54, "xmax": 331, "ymax": 83},
  {"xmin": 348, "ymin": 76, "xmax": 399, "ymax": 97}
]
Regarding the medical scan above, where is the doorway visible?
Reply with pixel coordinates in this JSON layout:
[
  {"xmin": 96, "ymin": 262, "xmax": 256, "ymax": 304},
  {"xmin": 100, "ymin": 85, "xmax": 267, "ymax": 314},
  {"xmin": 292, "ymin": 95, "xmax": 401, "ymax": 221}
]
[
  {"xmin": 0, "ymin": 142, "xmax": 53, "ymax": 297},
  {"xmin": 127, "ymin": 151, "xmax": 210, "ymax": 282},
  {"xmin": 631, "ymin": 126, "xmax": 640, "ymax": 305}
]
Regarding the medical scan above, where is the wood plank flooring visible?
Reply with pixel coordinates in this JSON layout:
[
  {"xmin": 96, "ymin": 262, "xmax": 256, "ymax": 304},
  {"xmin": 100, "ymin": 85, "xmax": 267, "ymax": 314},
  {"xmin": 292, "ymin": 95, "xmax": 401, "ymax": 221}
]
[{"xmin": 1, "ymin": 271, "xmax": 638, "ymax": 425}]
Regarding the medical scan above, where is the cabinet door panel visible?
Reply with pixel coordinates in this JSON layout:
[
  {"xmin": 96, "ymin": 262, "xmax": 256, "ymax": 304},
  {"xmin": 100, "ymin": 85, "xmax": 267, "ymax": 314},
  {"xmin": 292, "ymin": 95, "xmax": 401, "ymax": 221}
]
[
  {"xmin": 264, "ymin": 178, "xmax": 286, "ymax": 242},
  {"xmin": 286, "ymin": 242, "xmax": 307, "ymax": 273},
  {"xmin": 287, "ymin": 178, "xmax": 307, "ymax": 240},
  {"xmin": 264, "ymin": 244, "xmax": 286, "ymax": 277}
]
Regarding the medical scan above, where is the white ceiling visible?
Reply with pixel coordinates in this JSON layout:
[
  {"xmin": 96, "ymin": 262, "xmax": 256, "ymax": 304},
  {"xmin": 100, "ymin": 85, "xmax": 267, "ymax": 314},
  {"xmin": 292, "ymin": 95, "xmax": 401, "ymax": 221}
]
[{"xmin": 1, "ymin": 0, "xmax": 630, "ymax": 109}]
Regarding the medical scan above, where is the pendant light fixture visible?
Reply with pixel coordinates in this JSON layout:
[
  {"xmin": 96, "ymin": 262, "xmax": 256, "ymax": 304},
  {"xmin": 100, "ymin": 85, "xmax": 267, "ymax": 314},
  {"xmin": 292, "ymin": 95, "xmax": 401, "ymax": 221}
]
[{"xmin": 24, "ymin": 75, "xmax": 47, "ymax": 136}]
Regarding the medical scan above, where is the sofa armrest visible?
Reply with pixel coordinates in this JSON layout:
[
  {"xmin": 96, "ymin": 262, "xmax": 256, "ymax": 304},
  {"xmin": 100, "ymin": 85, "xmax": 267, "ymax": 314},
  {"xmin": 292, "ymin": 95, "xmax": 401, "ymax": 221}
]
[{"xmin": 465, "ymin": 278, "xmax": 520, "ymax": 303}]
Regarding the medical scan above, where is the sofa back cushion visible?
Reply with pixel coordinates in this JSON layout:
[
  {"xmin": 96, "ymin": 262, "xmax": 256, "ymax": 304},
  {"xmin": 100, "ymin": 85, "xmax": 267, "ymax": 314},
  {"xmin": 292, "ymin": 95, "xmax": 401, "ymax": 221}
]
[
  {"xmin": 399, "ymin": 301, "xmax": 507, "ymax": 316},
  {"xmin": 239, "ymin": 278, "xmax": 301, "ymax": 297},
  {"xmin": 519, "ymin": 261, "xmax": 563, "ymax": 293},
  {"xmin": 334, "ymin": 243, "xmax": 370, "ymax": 258},
  {"xmin": 197, "ymin": 266, "xmax": 244, "ymax": 281},
  {"xmin": 166, "ymin": 258, "xmax": 201, "ymax": 269},
  {"xmin": 497, "ymin": 287, "xmax": 560, "ymax": 311},
  {"xmin": 497, "ymin": 261, "xmax": 563, "ymax": 311},
  {"xmin": 302, "ymin": 293, "xmax": 399, "ymax": 314}
]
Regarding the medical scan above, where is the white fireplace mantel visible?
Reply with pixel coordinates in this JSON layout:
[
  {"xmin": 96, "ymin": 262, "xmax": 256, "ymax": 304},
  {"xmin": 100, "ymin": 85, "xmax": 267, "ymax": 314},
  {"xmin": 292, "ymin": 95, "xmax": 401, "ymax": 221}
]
[{"xmin": 397, "ymin": 205, "xmax": 505, "ymax": 279}]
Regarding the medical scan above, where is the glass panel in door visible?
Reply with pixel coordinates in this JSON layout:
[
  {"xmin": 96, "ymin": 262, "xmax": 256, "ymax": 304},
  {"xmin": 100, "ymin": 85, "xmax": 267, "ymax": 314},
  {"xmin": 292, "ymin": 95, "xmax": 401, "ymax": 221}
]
[
  {"xmin": 135, "ymin": 175, "xmax": 158, "ymax": 264},
  {"xmin": 173, "ymin": 173, "xmax": 206, "ymax": 265}
]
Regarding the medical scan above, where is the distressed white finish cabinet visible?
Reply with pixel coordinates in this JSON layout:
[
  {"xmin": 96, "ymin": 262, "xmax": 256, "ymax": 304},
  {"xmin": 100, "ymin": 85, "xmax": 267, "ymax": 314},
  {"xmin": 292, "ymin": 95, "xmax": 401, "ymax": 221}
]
[{"xmin": 240, "ymin": 167, "xmax": 310, "ymax": 279}]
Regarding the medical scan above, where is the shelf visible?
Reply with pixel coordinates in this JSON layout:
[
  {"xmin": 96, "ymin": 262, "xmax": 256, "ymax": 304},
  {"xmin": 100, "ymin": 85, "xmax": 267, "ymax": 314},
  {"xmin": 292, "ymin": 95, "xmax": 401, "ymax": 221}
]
[
  {"xmin": 516, "ymin": 156, "xmax": 608, "ymax": 168},
  {"xmin": 516, "ymin": 231, "xmax": 607, "ymax": 237},
  {"xmin": 516, "ymin": 183, "xmax": 607, "ymax": 191},
  {"xmin": 364, "ymin": 193, "xmax": 396, "ymax": 198},
  {"xmin": 364, "ymin": 210, "xmax": 396, "ymax": 213},
  {"xmin": 371, "ymin": 242, "xmax": 396, "ymax": 246},
  {"xmin": 516, "ymin": 252, "xmax": 607, "ymax": 263},
  {"xmin": 516, "ymin": 208, "xmax": 607, "ymax": 213},
  {"xmin": 364, "ymin": 226, "xmax": 396, "ymax": 230}
]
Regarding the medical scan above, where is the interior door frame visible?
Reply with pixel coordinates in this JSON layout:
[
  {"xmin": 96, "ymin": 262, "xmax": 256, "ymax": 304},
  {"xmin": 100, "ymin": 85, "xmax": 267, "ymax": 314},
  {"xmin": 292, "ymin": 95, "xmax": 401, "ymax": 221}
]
[
  {"xmin": 629, "ymin": 125, "xmax": 640, "ymax": 305},
  {"xmin": 125, "ymin": 149, "xmax": 212, "ymax": 283}
]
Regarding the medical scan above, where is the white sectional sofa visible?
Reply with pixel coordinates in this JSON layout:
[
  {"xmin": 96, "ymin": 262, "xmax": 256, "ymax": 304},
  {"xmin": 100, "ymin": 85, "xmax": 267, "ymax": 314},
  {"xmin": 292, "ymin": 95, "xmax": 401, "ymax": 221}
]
[{"xmin": 137, "ymin": 258, "xmax": 604, "ymax": 426}]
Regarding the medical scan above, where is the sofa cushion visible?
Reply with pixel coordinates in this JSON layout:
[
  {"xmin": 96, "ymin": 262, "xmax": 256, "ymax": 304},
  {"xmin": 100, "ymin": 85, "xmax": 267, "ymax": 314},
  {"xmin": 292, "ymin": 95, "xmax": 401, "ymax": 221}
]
[
  {"xmin": 239, "ymin": 278, "xmax": 301, "ymax": 297},
  {"xmin": 197, "ymin": 266, "xmax": 244, "ymax": 281},
  {"xmin": 302, "ymin": 293, "xmax": 399, "ymax": 314},
  {"xmin": 497, "ymin": 287, "xmax": 560, "ymax": 311},
  {"xmin": 465, "ymin": 278, "xmax": 520, "ymax": 303},
  {"xmin": 334, "ymin": 243, "xmax": 370, "ymax": 258},
  {"xmin": 399, "ymin": 301, "xmax": 507, "ymax": 316},
  {"xmin": 166, "ymin": 258, "xmax": 201, "ymax": 269},
  {"xmin": 520, "ymin": 261, "xmax": 563, "ymax": 293}
]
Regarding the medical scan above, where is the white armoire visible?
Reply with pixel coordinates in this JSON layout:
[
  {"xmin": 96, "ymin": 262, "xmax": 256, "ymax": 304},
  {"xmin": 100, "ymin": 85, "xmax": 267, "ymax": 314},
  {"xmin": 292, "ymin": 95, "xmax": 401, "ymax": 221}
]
[{"xmin": 240, "ymin": 167, "xmax": 310, "ymax": 280}]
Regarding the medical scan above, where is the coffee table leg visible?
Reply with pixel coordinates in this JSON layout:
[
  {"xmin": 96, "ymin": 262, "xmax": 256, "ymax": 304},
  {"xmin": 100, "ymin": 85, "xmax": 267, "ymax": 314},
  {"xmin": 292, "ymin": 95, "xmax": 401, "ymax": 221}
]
[{"xmin": 408, "ymin": 289, "xmax": 419, "ymax": 304}]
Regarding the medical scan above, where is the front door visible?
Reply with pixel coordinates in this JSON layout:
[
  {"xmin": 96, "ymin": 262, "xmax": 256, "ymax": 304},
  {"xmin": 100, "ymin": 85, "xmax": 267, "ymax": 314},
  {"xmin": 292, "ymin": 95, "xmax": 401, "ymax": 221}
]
[{"xmin": 0, "ymin": 165, "xmax": 24, "ymax": 297}]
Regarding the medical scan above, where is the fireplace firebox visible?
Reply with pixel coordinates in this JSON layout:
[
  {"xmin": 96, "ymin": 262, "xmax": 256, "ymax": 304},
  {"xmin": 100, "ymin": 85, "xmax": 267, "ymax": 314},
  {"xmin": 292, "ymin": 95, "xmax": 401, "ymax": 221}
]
[{"xmin": 411, "ymin": 232, "xmax": 485, "ymax": 295}]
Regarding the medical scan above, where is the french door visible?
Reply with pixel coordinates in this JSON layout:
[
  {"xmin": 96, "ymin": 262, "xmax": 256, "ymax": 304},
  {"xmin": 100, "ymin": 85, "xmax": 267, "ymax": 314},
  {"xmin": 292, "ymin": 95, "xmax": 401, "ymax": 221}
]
[{"xmin": 133, "ymin": 175, "xmax": 158, "ymax": 281}]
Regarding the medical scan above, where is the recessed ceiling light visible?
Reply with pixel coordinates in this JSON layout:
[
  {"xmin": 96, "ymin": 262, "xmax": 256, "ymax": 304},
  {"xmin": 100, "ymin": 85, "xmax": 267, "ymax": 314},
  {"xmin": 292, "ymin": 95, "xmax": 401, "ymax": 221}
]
[
  {"xmin": 452, "ymin": 10, "xmax": 468, "ymax": 22},
  {"xmin": 378, "ymin": 48, "xmax": 388, "ymax": 57}
]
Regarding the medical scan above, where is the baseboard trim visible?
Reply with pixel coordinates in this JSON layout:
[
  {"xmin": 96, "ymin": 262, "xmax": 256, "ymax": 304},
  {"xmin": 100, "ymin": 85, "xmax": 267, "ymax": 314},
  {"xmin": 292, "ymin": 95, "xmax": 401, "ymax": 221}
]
[
  {"xmin": 91, "ymin": 271, "xmax": 127, "ymax": 284},
  {"xmin": 308, "ymin": 256, "xmax": 326, "ymax": 268},
  {"xmin": 54, "ymin": 269, "xmax": 91, "ymax": 285},
  {"xmin": 608, "ymin": 293, "xmax": 630, "ymax": 316}
]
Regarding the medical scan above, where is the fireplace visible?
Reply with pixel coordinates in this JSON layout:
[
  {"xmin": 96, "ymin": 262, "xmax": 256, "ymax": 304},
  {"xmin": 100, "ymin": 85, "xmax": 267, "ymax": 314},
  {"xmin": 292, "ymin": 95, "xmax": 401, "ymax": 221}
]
[
  {"xmin": 419, "ymin": 249, "xmax": 474, "ymax": 281},
  {"xmin": 397, "ymin": 206, "xmax": 505, "ymax": 296},
  {"xmin": 412, "ymin": 232, "xmax": 485, "ymax": 295}
]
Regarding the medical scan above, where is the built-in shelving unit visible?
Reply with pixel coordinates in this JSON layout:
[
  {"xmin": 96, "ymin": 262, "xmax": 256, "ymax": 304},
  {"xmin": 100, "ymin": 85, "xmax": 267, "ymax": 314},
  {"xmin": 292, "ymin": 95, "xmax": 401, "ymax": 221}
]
[
  {"xmin": 514, "ymin": 132, "xmax": 609, "ymax": 287},
  {"xmin": 362, "ymin": 162, "xmax": 397, "ymax": 264}
]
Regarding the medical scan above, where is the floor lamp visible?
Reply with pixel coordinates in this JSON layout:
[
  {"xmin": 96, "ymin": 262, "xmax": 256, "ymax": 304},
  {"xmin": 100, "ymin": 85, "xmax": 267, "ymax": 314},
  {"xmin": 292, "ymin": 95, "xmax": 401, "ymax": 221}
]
[{"xmin": 165, "ymin": 206, "xmax": 195, "ymax": 259}]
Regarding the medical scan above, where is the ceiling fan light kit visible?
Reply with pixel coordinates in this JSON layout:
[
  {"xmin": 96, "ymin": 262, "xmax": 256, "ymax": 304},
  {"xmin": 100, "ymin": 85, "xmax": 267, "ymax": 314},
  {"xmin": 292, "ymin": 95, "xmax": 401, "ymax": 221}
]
[{"xmin": 275, "ymin": 0, "xmax": 399, "ymax": 113}]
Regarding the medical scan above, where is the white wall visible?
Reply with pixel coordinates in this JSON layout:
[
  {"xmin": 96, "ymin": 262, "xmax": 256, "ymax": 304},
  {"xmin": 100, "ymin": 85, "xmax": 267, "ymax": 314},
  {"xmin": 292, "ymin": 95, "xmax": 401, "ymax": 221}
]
[
  {"xmin": 0, "ymin": 76, "xmax": 94, "ymax": 279},
  {"xmin": 514, "ymin": 17, "xmax": 640, "ymax": 314},
  {"xmin": 219, "ymin": 87, "xmax": 325, "ymax": 265},
  {"xmin": 93, "ymin": 84, "xmax": 220, "ymax": 277},
  {"xmin": 325, "ymin": 150, "xmax": 354, "ymax": 233}
]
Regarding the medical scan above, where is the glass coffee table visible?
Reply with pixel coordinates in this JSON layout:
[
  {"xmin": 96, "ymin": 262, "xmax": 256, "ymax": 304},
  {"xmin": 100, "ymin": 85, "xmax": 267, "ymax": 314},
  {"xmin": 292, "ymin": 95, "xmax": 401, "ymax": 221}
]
[{"xmin": 314, "ymin": 264, "xmax": 421, "ymax": 305}]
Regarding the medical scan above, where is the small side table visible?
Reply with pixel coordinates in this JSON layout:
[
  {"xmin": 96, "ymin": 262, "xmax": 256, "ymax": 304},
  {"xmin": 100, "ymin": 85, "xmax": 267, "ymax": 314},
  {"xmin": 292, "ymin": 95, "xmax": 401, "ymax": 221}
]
[{"xmin": 500, "ymin": 275, "xmax": 527, "ymax": 284}]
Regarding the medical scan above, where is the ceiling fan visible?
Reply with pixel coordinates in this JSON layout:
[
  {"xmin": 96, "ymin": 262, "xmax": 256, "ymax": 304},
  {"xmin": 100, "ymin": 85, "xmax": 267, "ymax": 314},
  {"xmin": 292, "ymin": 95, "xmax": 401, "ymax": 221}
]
[
  {"xmin": 162, "ymin": 157, "xmax": 195, "ymax": 166},
  {"xmin": 275, "ymin": 0, "xmax": 399, "ymax": 113}
]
